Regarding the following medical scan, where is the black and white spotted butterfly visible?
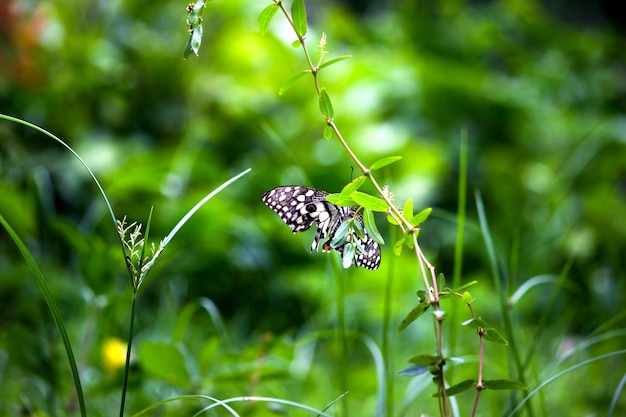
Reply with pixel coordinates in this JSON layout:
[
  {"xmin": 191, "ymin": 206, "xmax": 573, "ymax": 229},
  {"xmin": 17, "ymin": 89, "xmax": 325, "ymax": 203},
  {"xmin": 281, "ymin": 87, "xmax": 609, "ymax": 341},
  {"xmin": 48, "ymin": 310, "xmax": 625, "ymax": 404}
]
[{"xmin": 262, "ymin": 185, "xmax": 381, "ymax": 270}]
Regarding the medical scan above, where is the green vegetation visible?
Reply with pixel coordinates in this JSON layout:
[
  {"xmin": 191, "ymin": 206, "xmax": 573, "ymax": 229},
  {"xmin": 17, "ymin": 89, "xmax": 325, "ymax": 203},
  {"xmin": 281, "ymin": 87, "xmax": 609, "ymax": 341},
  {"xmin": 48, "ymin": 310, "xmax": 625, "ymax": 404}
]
[{"xmin": 1, "ymin": 0, "xmax": 625, "ymax": 416}]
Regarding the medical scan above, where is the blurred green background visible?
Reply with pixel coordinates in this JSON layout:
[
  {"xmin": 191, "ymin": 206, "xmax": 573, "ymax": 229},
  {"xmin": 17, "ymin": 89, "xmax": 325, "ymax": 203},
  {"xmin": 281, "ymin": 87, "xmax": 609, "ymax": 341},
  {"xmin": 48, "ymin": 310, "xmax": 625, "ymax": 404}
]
[{"xmin": 1, "ymin": 0, "xmax": 625, "ymax": 415}]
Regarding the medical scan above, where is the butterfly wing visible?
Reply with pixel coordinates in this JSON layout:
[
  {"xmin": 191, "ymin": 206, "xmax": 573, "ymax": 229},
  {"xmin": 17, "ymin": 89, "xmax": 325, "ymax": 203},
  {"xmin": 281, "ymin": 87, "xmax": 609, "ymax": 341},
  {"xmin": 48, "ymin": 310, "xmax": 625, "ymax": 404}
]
[{"xmin": 262, "ymin": 185, "xmax": 381, "ymax": 270}]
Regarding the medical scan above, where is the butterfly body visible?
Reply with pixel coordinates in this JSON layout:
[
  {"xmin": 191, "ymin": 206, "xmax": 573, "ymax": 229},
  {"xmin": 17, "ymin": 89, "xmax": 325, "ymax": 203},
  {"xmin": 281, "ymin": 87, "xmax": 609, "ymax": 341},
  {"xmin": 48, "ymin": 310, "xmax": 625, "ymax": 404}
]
[{"xmin": 262, "ymin": 185, "xmax": 381, "ymax": 270}]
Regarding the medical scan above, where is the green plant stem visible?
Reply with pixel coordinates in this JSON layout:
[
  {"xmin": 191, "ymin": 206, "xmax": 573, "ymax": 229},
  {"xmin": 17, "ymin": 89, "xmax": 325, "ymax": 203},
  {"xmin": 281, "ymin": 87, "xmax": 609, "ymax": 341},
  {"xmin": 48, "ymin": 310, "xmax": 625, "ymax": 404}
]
[
  {"xmin": 119, "ymin": 292, "xmax": 137, "ymax": 417},
  {"xmin": 333, "ymin": 261, "xmax": 348, "ymax": 417},
  {"xmin": 382, "ymin": 231, "xmax": 397, "ymax": 417},
  {"xmin": 275, "ymin": 3, "xmax": 450, "ymax": 415},
  {"xmin": 449, "ymin": 130, "xmax": 468, "ymax": 367}
]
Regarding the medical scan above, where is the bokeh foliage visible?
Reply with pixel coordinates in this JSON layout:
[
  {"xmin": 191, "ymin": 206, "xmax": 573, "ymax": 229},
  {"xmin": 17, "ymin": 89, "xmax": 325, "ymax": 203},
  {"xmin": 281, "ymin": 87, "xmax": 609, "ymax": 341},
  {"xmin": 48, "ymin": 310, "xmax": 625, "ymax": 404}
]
[{"xmin": 1, "ymin": 0, "xmax": 625, "ymax": 416}]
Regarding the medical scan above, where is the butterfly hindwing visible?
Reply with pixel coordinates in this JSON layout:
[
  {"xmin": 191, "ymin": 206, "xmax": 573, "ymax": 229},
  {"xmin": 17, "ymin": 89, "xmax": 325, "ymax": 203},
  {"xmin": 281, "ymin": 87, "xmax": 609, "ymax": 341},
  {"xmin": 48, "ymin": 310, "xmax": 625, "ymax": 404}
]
[{"xmin": 262, "ymin": 185, "xmax": 381, "ymax": 270}]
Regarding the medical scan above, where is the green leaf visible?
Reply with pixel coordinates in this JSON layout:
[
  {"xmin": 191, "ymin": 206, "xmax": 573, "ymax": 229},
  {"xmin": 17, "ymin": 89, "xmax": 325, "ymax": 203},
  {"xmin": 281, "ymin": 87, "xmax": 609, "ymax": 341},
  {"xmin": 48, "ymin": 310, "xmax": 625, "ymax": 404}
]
[
  {"xmin": 462, "ymin": 291, "xmax": 474, "ymax": 303},
  {"xmin": 340, "ymin": 176, "xmax": 367, "ymax": 200},
  {"xmin": 291, "ymin": 0, "xmax": 308, "ymax": 37},
  {"xmin": 319, "ymin": 55, "xmax": 352, "ymax": 70},
  {"xmin": 190, "ymin": 24, "xmax": 203, "ymax": 55},
  {"xmin": 139, "ymin": 341, "xmax": 190, "ymax": 387},
  {"xmin": 183, "ymin": 37, "xmax": 193, "ymax": 59},
  {"xmin": 370, "ymin": 155, "xmax": 402, "ymax": 171},
  {"xmin": 342, "ymin": 242, "xmax": 355, "ymax": 269},
  {"xmin": 397, "ymin": 299, "xmax": 431, "ymax": 333},
  {"xmin": 323, "ymin": 124, "xmax": 334, "ymax": 139},
  {"xmin": 319, "ymin": 88, "xmax": 334, "ymax": 119},
  {"xmin": 326, "ymin": 193, "xmax": 355, "ymax": 206},
  {"xmin": 352, "ymin": 216, "xmax": 365, "ymax": 236},
  {"xmin": 407, "ymin": 353, "xmax": 442, "ymax": 366},
  {"xmin": 183, "ymin": 23, "xmax": 203, "ymax": 59},
  {"xmin": 482, "ymin": 379, "xmax": 527, "ymax": 390},
  {"xmin": 279, "ymin": 70, "xmax": 310, "ymax": 95},
  {"xmin": 437, "ymin": 379, "xmax": 475, "ymax": 397},
  {"xmin": 398, "ymin": 365, "xmax": 429, "ymax": 376},
  {"xmin": 387, "ymin": 213, "xmax": 399, "ymax": 225},
  {"xmin": 330, "ymin": 221, "xmax": 350, "ymax": 247},
  {"xmin": 484, "ymin": 328, "xmax": 509, "ymax": 345},
  {"xmin": 351, "ymin": 191, "xmax": 388, "ymax": 212},
  {"xmin": 258, "ymin": 4, "xmax": 279, "ymax": 34},
  {"xmin": 437, "ymin": 273, "xmax": 446, "ymax": 290},
  {"xmin": 291, "ymin": 39, "xmax": 301, "ymax": 48},
  {"xmin": 402, "ymin": 198, "xmax": 414, "ymax": 224},
  {"xmin": 462, "ymin": 318, "xmax": 488, "ymax": 328},
  {"xmin": 393, "ymin": 236, "xmax": 404, "ymax": 255},
  {"xmin": 405, "ymin": 232, "xmax": 415, "ymax": 248},
  {"xmin": 364, "ymin": 208, "xmax": 384, "ymax": 244},
  {"xmin": 412, "ymin": 207, "xmax": 432, "ymax": 227},
  {"xmin": 416, "ymin": 290, "xmax": 428, "ymax": 301}
]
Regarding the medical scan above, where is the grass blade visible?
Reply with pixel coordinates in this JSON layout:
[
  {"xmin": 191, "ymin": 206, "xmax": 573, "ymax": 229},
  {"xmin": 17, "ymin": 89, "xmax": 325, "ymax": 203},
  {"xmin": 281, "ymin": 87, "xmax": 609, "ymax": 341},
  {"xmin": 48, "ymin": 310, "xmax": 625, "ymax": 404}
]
[{"xmin": 0, "ymin": 214, "xmax": 87, "ymax": 417}]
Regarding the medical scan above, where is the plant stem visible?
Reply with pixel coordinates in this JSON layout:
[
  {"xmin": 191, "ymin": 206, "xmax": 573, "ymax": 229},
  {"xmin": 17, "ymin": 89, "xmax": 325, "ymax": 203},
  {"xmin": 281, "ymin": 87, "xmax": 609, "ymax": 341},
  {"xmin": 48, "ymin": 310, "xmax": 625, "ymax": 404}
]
[{"xmin": 119, "ymin": 292, "xmax": 137, "ymax": 417}]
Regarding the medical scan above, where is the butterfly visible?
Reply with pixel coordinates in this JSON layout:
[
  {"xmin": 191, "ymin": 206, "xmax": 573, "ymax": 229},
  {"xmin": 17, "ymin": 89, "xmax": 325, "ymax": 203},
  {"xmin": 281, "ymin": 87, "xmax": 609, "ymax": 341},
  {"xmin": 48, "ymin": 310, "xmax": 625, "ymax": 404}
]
[{"xmin": 262, "ymin": 185, "xmax": 381, "ymax": 270}]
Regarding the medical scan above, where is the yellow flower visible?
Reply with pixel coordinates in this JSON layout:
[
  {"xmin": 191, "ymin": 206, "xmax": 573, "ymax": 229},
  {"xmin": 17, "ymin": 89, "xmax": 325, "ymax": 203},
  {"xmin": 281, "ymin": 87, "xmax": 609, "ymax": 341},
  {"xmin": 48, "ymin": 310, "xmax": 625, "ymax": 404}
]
[{"xmin": 102, "ymin": 338, "xmax": 128, "ymax": 373}]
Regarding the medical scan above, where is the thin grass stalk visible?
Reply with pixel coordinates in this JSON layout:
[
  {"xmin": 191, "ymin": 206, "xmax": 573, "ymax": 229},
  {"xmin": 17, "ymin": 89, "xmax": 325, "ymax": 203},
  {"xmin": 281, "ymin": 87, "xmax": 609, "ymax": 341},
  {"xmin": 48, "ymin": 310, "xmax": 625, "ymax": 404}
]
[
  {"xmin": 448, "ymin": 129, "xmax": 468, "ymax": 366},
  {"xmin": 475, "ymin": 191, "xmax": 530, "ymax": 416},
  {"xmin": 332, "ymin": 259, "xmax": 348, "ymax": 417},
  {"xmin": 120, "ymin": 293, "xmax": 137, "ymax": 417}
]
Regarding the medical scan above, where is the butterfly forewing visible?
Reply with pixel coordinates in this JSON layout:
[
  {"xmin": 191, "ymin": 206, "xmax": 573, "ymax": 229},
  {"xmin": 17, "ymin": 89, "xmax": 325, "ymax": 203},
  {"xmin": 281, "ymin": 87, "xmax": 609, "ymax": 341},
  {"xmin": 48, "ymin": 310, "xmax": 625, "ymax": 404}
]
[{"xmin": 262, "ymin": 185, "xmax": 381, "ymax": 270}]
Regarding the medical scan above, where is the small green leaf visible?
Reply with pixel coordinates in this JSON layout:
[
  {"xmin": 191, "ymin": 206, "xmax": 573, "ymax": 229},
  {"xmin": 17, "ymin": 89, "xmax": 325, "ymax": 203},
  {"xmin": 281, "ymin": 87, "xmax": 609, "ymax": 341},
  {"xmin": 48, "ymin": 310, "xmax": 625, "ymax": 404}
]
[
  {"xmin": 323, "ymin": 125, "xmax": 334, "ymax": 139},
  {"xmin": 462, "ymin": 318, "xmax": 488, "ymax": 328},
  {"xmin": 183, "ymin": 37, "xmax": 193, "ymax": 59},
  {"xmin": 330, "ymin": 221, "xmax": 351, "ymax": 247},
  {"xmin": 412, "ymin": 207, "xmax": 432, "ymax": 227},
  {"xmin": 398, "ymin": 365, "xmax": 429, "ymax": 376},
  {"xmin": 402, "ymin": 198, "xmax": 414, "ymax": 224},
  {"xmin": 279, "ymin": 70, "xmax": 310, "ymax": 95},
  {"xmin": 364, "ymin": 208, "xmax": 384, "ymax": 245},
  {"xmin": 416, "ymin": 290, "xmax": 428, "ymax": 301},
  {"xmin": 393, "ymin": 236, "xmax": 404, "ymax": 255},
  {"xmin": 193, "ymin": 0, "xmax": 205, "ymax": 13},
  {"xmin": 291, "ymin": 39, "xmax": 301, "ymax": 48},
  {"xmin": 319, "ymin": 88, "xmax": 334, "ymax": 119},
  {"xmin": 340, "ymin": 176, "xmax": 367, "ymax": 200},
  {"xmin": 325, "ymin": 193, "xmax": 340, "ymax": 204},
  {"xmin": 484, "ymin": 329, "xmax": 509, "ymax": 345},
  {"xmin": 319, "ymin": 55, "xmax": 352, "ymax": 70},
  {"xmin": 258, "ymin": 4, "xmax": 279, "ymax": 34},
  {"xmin": 352, "ymin": 216, "xmax": 365, "ymax": 236},
  {"xmin": 434, "ymin": 379, "xmax": 475, "ymax": 397},
  {"xmin": 351, "ymin": 191, "xmax": 388, "ymax": 212},
  {"xmin": 462, "ymin": 291, "xmax": 474, "ymax": 303},
  {"xmin": 371, "ymin": 155, "xmax": 402, "ymax": 171},
  {"xmin": 291, "ymin": 0, "xmax": 308, "ymax": 37},
  {"xmin": 342, "ymin": 242, "xmax": 355, "ymax": 268},
  {"xmin": 326, "ymin": 193, "xmax": 355, "ymax": 206},
  {"xmin": 407, "ymin": 353, "xmax": 442, "ymax": 366},
  {"xmin": 405, "ymin": 233, "xmax": 415, "ymax": 248},
  {"xmin": 190, "ymin": 24, "xmax": 203, "ymax": 55},
  {"xmin": 482, "ymin": 379, "xmax": 527, "ymax": 390},
  {"xmin": 437, "ymin": 273, "xmax": 446, "ymax": 290},
  {"xmin": 397, "ymin": 299, "xmax": 431, "ymax": 333},
  {"xmin": 387, "ymin": 213, "xmax": 399, "ymax": 225}
]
